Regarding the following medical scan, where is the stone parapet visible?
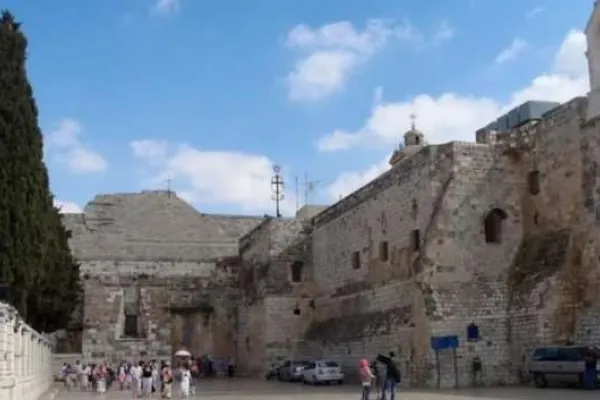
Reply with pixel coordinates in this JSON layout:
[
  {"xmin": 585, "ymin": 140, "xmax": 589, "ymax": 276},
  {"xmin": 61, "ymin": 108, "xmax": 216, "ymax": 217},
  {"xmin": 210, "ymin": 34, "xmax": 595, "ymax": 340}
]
[{"xmin": 0, "ymin": 302, "xmax": 53, "ymax": 400}]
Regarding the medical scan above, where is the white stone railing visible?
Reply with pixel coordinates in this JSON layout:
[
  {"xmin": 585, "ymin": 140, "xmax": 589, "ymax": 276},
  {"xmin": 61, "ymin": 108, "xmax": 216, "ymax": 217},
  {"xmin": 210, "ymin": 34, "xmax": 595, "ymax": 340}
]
[{"xmin": 0, "ymin": 302, "xmax": 53, "ymax": 400}]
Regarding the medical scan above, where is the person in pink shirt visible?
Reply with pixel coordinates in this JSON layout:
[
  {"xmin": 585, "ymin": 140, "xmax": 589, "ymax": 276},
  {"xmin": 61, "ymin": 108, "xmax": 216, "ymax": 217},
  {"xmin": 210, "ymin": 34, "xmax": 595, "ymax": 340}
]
[{"xmin": 359, "ymin": 358, "xmax": 375, "ymax": 400}]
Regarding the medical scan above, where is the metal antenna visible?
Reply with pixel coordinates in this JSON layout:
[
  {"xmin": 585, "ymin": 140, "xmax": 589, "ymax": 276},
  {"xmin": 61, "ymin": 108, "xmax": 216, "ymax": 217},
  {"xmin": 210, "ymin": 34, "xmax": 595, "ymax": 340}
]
[
  {"xmin": 271, "ymin": 164, "xmax": 285, "ymax": 218},
  {"xmin": 166, "ymin": 175, "xmax": 173, "ymax": 198},
  {"xmin": 303, "ymin": 172, "xmax": 320, "ymax": 206}
]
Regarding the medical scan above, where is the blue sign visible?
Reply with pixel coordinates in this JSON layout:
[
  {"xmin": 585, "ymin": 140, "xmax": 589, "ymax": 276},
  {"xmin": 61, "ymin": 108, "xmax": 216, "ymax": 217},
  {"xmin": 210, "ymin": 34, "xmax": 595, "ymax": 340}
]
[
  {"xmin": 467, "ymin": 323, "xmax": 480, "ymax": 341},
  {"xmin": 430, "ymin": 335, "xmax": 459, "ymax": 350}
]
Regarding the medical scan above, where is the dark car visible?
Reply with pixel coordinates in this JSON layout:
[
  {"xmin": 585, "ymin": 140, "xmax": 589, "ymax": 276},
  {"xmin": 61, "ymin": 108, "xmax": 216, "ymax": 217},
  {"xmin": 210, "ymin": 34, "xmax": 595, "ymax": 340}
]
[
  {"xmin": 277, "ymin": 360, "xmax": 310, "ymax": 382},
  {"xmin": 265, "ymin": 362, "xmax": 281, "ymax": 380}
]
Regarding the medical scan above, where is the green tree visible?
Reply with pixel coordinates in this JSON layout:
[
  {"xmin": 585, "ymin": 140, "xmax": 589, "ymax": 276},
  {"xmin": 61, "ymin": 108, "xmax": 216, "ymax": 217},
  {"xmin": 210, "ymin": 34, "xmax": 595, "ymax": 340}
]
[{"xmin": 0, "ymin": 10, "xmax": 80, "ymax": 332}]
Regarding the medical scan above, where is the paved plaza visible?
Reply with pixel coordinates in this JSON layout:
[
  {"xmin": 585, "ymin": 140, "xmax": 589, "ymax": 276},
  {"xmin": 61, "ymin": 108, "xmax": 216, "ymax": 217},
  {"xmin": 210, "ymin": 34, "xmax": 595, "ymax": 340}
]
[{"xmin": 53, "ymin": 379, "xmax": 600, "ymax": 400}]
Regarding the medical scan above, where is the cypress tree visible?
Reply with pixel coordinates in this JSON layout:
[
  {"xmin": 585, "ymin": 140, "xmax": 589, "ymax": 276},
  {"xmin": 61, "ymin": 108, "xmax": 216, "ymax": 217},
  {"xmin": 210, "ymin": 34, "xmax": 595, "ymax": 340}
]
[{"xmin": 0, "ymin": 10, "xmax": 80, "ymax": 332}]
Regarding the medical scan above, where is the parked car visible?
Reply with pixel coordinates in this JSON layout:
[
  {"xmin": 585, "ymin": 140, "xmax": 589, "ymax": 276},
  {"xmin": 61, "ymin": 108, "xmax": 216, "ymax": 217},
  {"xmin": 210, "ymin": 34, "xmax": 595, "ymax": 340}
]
[
  {"xmin": 265, "ymin": 362, "xmax": 281, "ymax": 380},
  {"xmin": 529, "ymin": 345, "xmax": 599, "ymax": 388},
  {"xmin": 302, "ymin": 360, "xmax": 344, "ymax": 385},
  {"xmin": 277, "ymin": 360, "xmax": 310, "ymax": 382}
]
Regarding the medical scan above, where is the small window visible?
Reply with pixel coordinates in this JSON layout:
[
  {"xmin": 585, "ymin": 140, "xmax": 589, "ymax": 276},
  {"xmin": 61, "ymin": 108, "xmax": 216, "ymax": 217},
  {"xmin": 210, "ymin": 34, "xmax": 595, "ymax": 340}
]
[
  {"xmin": 411, "ymin": 199, "xmax": 418, "ymax": 220},
  {"xmin": 528, "ymin": 170, "xmax": 540, "ymax": 195},
  {"xmin": 352, "ymin": 251, "xmax": 361, "ymax": 269},
  {"xmin": 484, "ymin": 208, "xmax": 508, "ymax": 243},
  {"xmin": 411, "ymin": 230, "xmax": 421, "ymax": 251},
  {"xmin": 290, "ymin": 261, "xmax": 303, "ymax": 283},
  {"xmin": 124, "ymin": 315, "xmax": 139, "ymax": 337},
  {"xmin": 379, "ymin": 241, "xmax": 389, "ymax": 261}
]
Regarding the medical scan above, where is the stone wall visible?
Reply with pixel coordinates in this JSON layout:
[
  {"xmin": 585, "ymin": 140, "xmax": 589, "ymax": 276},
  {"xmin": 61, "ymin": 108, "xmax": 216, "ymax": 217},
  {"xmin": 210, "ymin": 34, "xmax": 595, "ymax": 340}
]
[
  {"xmin": 81, "ymin": 259, "xmax": 238, "ymax": 363},
  {"xmin": 0, "ymin": 302, "xmax": 53, "ymax": 400},
  {"xmin": 236, "ymin": 96, "xmax": 600, "ymax": 388},
  {"xmin": 61, "ymin": 191, "xmax": 261, "ymax": 363},
  {"xmin": 236, "ymin": 217, "xmax": 315, "ymax": 374}
]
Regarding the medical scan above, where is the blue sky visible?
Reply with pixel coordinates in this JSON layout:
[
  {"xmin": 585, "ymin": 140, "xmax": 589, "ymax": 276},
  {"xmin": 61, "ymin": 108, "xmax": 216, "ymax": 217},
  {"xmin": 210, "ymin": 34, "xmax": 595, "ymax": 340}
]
[{"xmin": 0, "ymin": 0, "xmax": 592, "ymax": 215}]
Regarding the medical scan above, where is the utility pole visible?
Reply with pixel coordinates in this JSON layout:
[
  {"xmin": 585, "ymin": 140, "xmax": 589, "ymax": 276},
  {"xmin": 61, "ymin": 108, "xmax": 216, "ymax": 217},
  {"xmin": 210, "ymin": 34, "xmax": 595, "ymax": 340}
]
[
  {"xmin": 271, "ymin": 164, "xmax": 285, "ymax": 218},
  {"xmin": 294, "ymin": 175, "xmax": 300, "ymax": 212},
  {"xmin": 303, "ymin": 172, "xmax": 320, "ymax": 206}
]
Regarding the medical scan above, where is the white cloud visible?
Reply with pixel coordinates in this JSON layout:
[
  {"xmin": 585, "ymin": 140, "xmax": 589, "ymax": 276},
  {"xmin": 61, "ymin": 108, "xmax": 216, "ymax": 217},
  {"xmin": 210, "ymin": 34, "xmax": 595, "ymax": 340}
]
[
  {"xmin": 130, "ymin": 141, "xmax": 296, "ymax": 215},
  {"xmin": 432, "ymin": 20, "xmax": 454, "ymax": 43},
  {"xmin": 151, "ymin": 0, "xmax": 180, "ymax": 15},
  {"xmin": 495, "ymin": 38, "xmax": 528, "ymax": 64},
  {"xmin": 45, "ymin": 118, "xmax": 107, "ymax": 174},
  {"xmin": 130, "ymin": 139, "xmax": 169, "ymax": 165},
  {"xmin": 54, "ymin": 200, "xmax": 82, "ymax": 214},
  {"xmin": 323, "ymin": 29, "xmax": 588, "ymax": 199},
  {"xmin": 526, "ymin": 7, "xmax": 544, "ymax": 19},
  {"xmin": 327, "ymin": 157, "xmax": 390, "ymax": 200},
  {"xmin": 285, "ymin": 19, "xmax": 420, "ymax": 102}
]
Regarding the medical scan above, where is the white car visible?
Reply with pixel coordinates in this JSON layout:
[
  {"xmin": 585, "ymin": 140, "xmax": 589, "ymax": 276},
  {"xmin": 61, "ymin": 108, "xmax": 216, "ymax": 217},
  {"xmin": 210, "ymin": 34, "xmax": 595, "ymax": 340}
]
[{"xmin": 302, "ymin": 360, "xmax": 344, "ymax": 385}]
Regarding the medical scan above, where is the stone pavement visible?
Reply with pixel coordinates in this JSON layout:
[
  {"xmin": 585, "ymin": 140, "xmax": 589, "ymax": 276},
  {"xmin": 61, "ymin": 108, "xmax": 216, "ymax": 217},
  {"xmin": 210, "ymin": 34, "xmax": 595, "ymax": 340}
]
[{"xmin": 52, "ymin": 379, "xmax": 600, "ymax": 399}]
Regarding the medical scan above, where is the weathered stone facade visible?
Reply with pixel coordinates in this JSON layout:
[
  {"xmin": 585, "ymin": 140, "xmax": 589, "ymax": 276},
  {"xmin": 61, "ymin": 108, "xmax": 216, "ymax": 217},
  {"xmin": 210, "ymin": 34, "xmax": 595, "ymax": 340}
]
[
  {"xmin": 58, "ymin": 5, "xmax": 600, "ymax": 387},
  {"xmin": 236, "ymin": 96, "xmax": 600, "ymax": 388},
  {"xmin": 61, "ymin": 191, "xmax": 263, "ymax": 363}
]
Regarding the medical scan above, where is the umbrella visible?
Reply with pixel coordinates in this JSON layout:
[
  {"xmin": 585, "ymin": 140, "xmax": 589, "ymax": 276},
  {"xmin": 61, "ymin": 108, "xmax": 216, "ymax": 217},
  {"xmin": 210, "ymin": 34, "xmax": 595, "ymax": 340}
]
[{"xmin": 175, "ymin": 349, "xmax": 191, "ymax": 357}]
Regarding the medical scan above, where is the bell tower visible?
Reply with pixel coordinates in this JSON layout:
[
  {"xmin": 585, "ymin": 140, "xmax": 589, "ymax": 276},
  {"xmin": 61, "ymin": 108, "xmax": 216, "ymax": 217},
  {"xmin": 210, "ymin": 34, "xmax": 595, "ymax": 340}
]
[{"xmin": 586, "ymin": 1, "xmax": 600, "ymax": 120}]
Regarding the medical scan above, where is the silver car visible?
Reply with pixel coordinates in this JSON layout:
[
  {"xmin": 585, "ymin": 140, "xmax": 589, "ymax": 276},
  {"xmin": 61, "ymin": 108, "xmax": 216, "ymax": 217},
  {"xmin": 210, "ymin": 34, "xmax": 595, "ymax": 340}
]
[
  {"xmin": 529, "ymin": 345, "xmax": 598, "ymax": 388},
  {"xmin": 277, "ymin": 360, "xmax": 310, "ymax": 382}
]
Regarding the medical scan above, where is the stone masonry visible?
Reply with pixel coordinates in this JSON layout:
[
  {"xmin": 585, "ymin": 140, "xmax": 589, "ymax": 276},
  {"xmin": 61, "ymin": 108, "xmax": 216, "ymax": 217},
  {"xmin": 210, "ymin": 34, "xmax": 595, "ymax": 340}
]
[
  {"xmin": 61, "ymin": 191, "xmax": 262, "ymax": 363},
  {"xmin": 58, "ymin": 3, "xmax": 600, "ymax": 388}
]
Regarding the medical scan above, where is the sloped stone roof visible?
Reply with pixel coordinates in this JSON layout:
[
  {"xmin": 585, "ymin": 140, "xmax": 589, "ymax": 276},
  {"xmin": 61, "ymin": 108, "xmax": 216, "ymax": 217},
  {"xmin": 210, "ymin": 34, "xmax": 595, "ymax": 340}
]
[{"xmin": 62, "ymin": 191, "xmax": 263, "ymax": 261}]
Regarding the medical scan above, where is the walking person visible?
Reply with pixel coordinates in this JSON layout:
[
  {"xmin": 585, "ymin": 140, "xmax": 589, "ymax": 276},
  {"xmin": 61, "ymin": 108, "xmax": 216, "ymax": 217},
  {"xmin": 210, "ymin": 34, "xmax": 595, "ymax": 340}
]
[
  {"xmin": 359, "ymin": 359, "xmax": 375, "ymax": 400},
  {"xmin": 180, "ymin": 364, "xmax": 192, "ymax": 399},
  {"xmin": 162, "ymin": 362, "xmax": 173, "ymax": 399},
  {"xmin": 370, "ymin": 359, "xmax": 381, "ymax": 399},
  {"xmin": 142, "ymin": 362, "xmax": 154, "ymax": 397},
  {"xmin": 95, "ymin": 363, "xmax": 108, "ymax": 394},
  {"xmin": 151, "ymin": 361, "xmax": 160, "ymax": 396},
  {"xmin": 131, "ymin": 361, "xmax": 143, "ymax": 398},
  {"xmin": 118, "ymin": 363, "xmax": 127, "ymax": 391},
  {"xmin": 583, "ymin": 348, "xmax": 597, "ymax": 390},
  {"xmin": 81, "ymin": 363, "xmax": 90, "ymax": 391},
  {"xmin": 377, "ymin": 352, "xmax": 401, "ymax": 400}
]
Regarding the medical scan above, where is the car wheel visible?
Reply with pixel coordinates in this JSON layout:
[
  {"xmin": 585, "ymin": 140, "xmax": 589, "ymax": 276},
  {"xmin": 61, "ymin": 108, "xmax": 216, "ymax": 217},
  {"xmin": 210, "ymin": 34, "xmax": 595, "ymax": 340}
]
[
  {"xmin": 277, "ymin": 372, "xmax": 283, "ymax": 381},
  {"xmin": 337, "ymin": 380, "xmax": 344, "ymax": 385},
  {"xmin": 533, "ymin": 373, "xmax": 547, "ymax": 388},
  {"xmin": 312, "ymin": 375, "xmax": 318, "ymax": 385}
]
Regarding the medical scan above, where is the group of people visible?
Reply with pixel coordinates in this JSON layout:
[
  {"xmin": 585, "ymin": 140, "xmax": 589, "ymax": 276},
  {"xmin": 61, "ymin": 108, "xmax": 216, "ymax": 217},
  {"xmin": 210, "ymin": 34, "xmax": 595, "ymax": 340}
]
[
  {"xmin": 60, "ymin": 361, "xmax": 110, "ymax": 393},
  {"xmin": 60, "ymin": 359, "xmax": 198, "ymax": 398},
  {"xmin": 358, "ymin": 352, "xmax": 401, "ymax": 400}
]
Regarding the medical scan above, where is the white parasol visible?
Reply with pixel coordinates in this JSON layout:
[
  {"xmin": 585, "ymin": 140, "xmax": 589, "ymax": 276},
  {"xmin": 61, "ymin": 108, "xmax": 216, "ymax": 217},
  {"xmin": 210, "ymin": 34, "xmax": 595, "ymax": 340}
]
[{"xmin": 174, "ymin": 349, "xmax": 191, "ymax": 357}]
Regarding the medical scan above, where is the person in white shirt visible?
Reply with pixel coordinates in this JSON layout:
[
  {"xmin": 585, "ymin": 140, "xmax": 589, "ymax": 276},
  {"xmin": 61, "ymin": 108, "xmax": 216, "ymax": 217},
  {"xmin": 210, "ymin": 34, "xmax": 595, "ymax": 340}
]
[
  {"xmin": 81, "ymin": 364, "xmax": 91, "ymax": 390},
  {"xmin": 180, "ymin": 365, "xmax": 191, "ymax": 399},
  {"xmin": 131, "ymin": 362, "xmax": 143, "ymax": 398}
]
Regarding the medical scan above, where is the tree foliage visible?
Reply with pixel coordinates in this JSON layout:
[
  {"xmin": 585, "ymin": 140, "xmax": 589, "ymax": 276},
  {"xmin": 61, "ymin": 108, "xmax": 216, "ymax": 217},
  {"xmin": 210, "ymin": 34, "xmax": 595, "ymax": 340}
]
[{"xmin": 0, "ymin": 10, "xmax": 81, "ymax": 332}]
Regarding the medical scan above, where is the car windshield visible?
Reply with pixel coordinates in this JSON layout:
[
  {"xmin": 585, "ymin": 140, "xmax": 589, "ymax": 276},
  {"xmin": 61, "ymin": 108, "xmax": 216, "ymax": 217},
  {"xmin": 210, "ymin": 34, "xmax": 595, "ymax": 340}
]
[
  {"xmin": 570, "ymin": 347, "xmax": 589, "ymax": 356},
  {"xmin": 324, "ymin": 361, "xmax": 339, "ymax": 367}
]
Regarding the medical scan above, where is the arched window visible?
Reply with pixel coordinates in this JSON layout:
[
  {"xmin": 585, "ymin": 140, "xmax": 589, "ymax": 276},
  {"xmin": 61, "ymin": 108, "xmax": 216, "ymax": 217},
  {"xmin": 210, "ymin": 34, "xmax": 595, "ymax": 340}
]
[
  {"xmin": 484, "ymin": 208, "xmax": 508, "ymax": 243},
  {"xmin": 290, "ymin": 261, "xmax": 304, "ymax": 283}
]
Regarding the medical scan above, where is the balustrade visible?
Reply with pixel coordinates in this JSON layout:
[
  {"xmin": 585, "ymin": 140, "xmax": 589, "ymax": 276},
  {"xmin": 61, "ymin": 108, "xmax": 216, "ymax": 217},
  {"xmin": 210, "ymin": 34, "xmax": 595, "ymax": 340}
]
[{"xmin": 0, "ymin": 302, "xmax": 52, "ymax": 400}]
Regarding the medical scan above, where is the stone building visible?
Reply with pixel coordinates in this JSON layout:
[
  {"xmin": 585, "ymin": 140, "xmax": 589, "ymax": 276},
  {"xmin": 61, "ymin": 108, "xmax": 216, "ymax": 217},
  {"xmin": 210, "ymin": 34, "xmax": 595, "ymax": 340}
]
[
  {"xmin": 61, "ymin": 191, "xmax": 263, "ymax": 362},
  {"xmin": 60, "ymin": 3, "xmax": 600, "ymax": 388}
]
